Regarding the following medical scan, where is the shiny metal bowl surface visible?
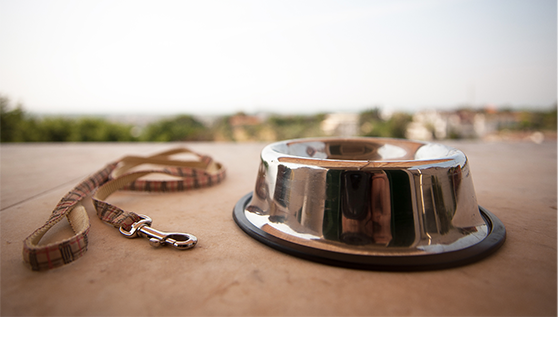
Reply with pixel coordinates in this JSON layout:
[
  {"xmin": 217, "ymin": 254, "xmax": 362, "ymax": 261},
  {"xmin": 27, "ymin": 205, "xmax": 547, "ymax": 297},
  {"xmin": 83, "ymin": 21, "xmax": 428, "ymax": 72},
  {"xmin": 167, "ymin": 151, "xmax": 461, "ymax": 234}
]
[{"xmin": 233, "ymin": 137, "xmax": 505, "ymax": 270}]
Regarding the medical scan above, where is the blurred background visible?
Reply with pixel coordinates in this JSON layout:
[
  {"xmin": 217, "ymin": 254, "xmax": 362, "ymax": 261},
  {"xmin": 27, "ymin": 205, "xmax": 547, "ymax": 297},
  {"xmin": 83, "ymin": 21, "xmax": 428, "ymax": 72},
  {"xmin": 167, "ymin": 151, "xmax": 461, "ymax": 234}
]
[{"xmin": 1, "ymin": 0, "xmax": 556, "ymax": 143}]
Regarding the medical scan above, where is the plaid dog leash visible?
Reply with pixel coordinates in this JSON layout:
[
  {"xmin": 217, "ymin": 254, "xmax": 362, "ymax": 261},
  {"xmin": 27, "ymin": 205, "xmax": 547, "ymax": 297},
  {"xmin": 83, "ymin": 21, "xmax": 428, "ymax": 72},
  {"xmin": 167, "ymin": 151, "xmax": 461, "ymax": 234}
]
[{"xmin": 22, "ymin": 147, "xmax": 226, "ymax": 271}]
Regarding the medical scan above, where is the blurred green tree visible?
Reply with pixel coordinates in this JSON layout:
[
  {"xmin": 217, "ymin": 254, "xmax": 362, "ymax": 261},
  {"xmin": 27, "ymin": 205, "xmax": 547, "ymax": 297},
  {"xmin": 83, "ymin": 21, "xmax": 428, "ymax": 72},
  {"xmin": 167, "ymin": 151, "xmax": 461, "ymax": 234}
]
[
  {"xmin": 39, "ymin": 117, "xmax": 75, "ymax": 141},
  {"xmin": 267, "ymin": 114, "xmax": 326, "ymax": 140},
  {"xmin": 141, "ymin": 114, "xmax": 210, "ymax": 141},
  {"xmin": 1, "ymin": 95, "xmax": 24, "ymax": 142},
  {"xmin": 68, "ymin": 118, "xmax": 136, "ymax": 142},
  {"xmin": 543, "ymin": 105, "xmax": 557, "ymax": 129},
  {"xmin": 359, "ymin": 108, "xmax": 412, "ymax": 139}
]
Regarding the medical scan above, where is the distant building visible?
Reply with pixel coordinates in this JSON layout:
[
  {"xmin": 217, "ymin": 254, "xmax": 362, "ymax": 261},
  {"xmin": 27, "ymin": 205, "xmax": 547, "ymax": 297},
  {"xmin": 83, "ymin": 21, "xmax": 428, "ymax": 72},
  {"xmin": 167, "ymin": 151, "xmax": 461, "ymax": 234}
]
[
  {"xmin": 321, "ymin": 112, "xmax": 359, "ymax": 137},
  {"xmin": 406, "ymin": 109, "xmax": 448, "ymax": 140},
  {"xmin": 405, "ymin": 108, "xmax": 509, "ymax": 140}
]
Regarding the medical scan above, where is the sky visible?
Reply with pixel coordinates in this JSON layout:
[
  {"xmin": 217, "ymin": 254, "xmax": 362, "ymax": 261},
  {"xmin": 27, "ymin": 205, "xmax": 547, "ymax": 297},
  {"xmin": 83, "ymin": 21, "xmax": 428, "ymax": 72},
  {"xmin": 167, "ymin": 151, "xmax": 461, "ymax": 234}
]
[{"xmin": 0, "ymin": 0, "xmax": 556, "ymax": 115}]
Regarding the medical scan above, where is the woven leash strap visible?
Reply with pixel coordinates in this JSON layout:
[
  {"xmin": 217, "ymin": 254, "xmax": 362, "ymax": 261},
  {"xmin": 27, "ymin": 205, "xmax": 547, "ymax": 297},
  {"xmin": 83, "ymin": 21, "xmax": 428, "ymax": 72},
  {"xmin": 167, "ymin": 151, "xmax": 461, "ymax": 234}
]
[{"xmin": 22, "ymin": 147, "xmax": 226, "ymax": 271}]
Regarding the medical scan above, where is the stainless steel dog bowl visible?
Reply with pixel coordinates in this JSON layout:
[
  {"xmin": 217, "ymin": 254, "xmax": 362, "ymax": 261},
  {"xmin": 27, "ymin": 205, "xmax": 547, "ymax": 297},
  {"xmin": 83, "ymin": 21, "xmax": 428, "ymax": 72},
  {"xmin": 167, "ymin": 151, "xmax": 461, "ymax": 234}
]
[{"xmin": 233, "ymin": 137, "xmax": 505, "ymax": 270}]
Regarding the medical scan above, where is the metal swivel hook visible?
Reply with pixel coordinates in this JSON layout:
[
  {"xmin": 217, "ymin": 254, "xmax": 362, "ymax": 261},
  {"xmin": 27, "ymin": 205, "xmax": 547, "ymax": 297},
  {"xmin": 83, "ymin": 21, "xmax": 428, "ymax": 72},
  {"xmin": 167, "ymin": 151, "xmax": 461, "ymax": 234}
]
[{"xmin": 119, "ymin": 214, "xmax": 197, "ymax": 250}]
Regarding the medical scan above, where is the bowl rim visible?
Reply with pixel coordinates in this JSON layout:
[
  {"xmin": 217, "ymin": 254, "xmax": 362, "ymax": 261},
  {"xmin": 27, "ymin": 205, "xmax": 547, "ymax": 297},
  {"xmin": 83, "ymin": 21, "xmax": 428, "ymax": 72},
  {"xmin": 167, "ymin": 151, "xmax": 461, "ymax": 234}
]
[{"xmin": 262, "ymin": 137, "xmax": 465, "ymax": 170}]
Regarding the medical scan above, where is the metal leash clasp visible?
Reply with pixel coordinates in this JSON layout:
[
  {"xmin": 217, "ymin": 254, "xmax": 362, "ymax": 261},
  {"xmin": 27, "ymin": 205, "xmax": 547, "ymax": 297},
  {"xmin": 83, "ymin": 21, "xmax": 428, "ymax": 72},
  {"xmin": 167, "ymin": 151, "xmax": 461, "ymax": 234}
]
[{"xmin": 119, "ymin": 214, "xmax": 197, "ymax": 250}]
